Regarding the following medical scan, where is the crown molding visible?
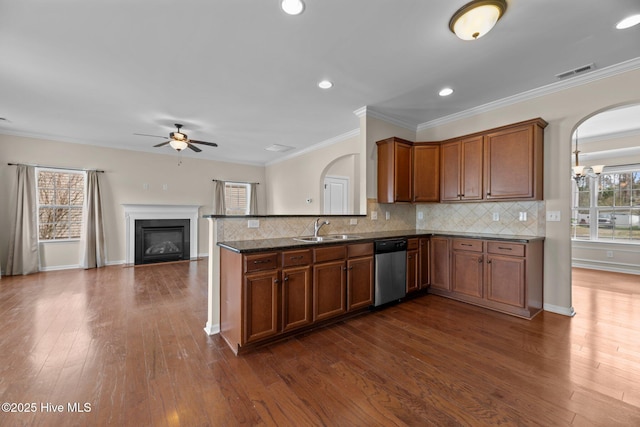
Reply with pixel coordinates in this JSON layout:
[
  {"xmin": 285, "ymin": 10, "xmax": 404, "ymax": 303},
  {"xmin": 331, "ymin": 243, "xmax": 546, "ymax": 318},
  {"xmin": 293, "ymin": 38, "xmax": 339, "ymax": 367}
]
[
  {"xmin": 417, "ymin": 56, "xmax": 640, "ymax": 132},
  {"xmin": 265, "ymin": 128, "xmax": 360, "ymax": 167},
  {"xmin": 353, "ymin": 106, "xmax": 417, "ymax": 131},
  {"xmin": 579, "ymin": 127, "xmax": 640, "ymax": 145}
]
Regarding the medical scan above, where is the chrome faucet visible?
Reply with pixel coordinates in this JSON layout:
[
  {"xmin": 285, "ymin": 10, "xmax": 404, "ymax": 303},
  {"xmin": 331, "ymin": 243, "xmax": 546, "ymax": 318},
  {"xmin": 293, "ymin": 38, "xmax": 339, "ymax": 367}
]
[{"xmin": 313, "ymin": 218, "xmax": 330, "ymax": 237}]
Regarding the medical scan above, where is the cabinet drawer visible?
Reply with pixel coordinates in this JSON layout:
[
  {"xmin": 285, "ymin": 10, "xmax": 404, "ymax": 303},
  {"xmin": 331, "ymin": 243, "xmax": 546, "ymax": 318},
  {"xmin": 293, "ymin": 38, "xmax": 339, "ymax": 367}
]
[
  {"xmin": 347, "ymin": 242, "xmax": 373, "ymax": 258},
  {"xmin": 407, "ymin": 238, "xmax": 419, "ymax": 251},
  {"xmin": 487, "ymin": 242, "xmax": 525, "ymax": 257},
  {"xmin": 282, "ymin": 249, "xmax": 312, "ymax": 267},
  {"xmin": 452, "ymin": 238, "xmax": 483, "ymax": 252},
  {"xmin": 314, "ymin": 245, "xmax": 347, "ymax": 263},
  {"xmin": 244, "ymin": 252, "xmax": 279, "ymax": 273}
]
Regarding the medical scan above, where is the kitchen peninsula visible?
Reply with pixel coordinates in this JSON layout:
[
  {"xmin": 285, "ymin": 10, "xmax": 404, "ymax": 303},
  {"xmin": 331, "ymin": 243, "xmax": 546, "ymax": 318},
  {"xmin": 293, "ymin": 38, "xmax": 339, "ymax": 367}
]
[{"xmin": 210, "ymin": 226, "xmax": 544, "ymax": 355}]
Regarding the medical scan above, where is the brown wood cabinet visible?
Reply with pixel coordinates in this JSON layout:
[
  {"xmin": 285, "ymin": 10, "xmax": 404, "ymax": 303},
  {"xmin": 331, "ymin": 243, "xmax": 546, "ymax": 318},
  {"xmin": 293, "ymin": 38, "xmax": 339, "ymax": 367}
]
[
  {"xmin": 484, "ymin": 119, "xmax": 545, "ymax": 200},
  {"xmin": 377, "ymin": 118, "xmax": 547, "ymax": 204},
  {"xmin": 406, "ymin": 238, "xmax": 420, "ymax": 293},
  {"xmin": 441, "ymin": 135, "xmax": 483, "ymax": 202},
  {"xmin": 413, "ymin": 144, "xmax": 440, "ymax": 202},
  {"xmin": 429, "ymin": 236, "xmax": 451, "ymax": 291},
  {"xmin": 220, "ymin": 242, "xmax": 374, "ymax": 354},
  {"xmin": 419, "ymin": 237, "xmax": 430, "ymax": 289},
  {"xmin": 429, "ymin": 237, "xmax": 543, "ymax": 319},
  {"xmin": 376, "ymin": 137, "xmax": 413, "ymax": 203}
]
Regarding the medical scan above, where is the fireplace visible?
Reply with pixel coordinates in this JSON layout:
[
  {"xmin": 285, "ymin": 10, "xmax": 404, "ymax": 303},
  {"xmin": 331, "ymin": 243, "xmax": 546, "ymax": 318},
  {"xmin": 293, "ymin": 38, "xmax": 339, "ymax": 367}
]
[
  {"xmin": 122, "ymin": 204, "xmax": 200, "ymax": 266},
  {"xmin": 135, "ymin": 219, "xmax": 190, "ymax": 265}
]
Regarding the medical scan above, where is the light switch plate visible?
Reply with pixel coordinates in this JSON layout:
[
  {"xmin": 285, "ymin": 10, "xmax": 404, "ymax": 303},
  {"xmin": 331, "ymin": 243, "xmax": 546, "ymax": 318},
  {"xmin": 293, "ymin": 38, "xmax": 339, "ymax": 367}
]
[
  {"xmin": 519, "ymin": 212, "xmax": 527, "ymax": 221},
  {"xmin": 546, "ymin": 211, "xmax": 561, "ymax": 222},
  {"xmin": 371, "ymin": 211, "xmax": 378, "ymax": 220},
  {"xmin": 385, "ymin": 211, "xmax": 390, "ymax": 220},
  {"xmin": 418, "ymin": 212, "xmax": 424, "ymax": 220},
  {"xmin": 247, "ymin": 219, "xmax": 260, "ymax": 228},
  {"xmin": 350, "ymin": 218, "xmax": 358, "ymax": 225},
  {"xmin": 492, "ymin": 212, "xmax": 500, "ymax": 221}
]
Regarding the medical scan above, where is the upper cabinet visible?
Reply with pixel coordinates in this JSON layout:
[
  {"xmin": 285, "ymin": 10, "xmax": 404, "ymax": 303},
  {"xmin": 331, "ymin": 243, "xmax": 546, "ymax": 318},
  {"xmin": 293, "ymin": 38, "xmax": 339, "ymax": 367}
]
[
  {"xmin": 376, "ymin": 118, "xmax": 547, "ymax": 204},
  {"xmin": 413, "ymin": 143, "xmax": 440, "ymax": 203},
  {"xmin": 377, "ymin": 137, "xmax": 413, "ymax": 203},
  {"xmin": 441, "ymin": 135, "xmax": 483, "ymax": 202},
  {"xmin": 484, "ymin": 119, "xmax": 546, "ymax": 200}
]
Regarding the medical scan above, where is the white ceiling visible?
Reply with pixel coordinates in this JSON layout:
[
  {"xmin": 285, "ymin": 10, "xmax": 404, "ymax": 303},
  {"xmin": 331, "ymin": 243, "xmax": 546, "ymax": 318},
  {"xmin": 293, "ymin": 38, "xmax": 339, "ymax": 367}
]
[{"xmin": 1, "ymin": 0, "xmax": 640, "ymax": 165}]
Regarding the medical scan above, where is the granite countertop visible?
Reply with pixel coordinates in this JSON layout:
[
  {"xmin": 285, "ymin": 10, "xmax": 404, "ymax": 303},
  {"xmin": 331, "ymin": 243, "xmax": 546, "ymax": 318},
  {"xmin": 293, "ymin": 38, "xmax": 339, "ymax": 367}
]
[{"xmin": 218, "ymin": 229, "xmax": 544, "ymax": 253}]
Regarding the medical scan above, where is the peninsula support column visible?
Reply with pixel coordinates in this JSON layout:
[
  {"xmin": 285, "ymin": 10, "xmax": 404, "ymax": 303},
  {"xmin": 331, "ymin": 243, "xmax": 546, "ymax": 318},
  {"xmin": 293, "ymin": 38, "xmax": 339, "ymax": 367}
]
[{"xmin": 204, "ymin": 218, "xmax": 221, "ymax": 335}]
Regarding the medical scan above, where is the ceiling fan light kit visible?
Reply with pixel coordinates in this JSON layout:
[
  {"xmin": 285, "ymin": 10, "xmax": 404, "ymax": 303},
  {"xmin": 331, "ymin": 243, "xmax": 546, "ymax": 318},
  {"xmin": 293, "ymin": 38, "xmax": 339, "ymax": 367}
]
[
  {"xmin": 449, "ymin": 0, "xmax": 507, "ymax": 40},
  {"xmin": 136, "ymin": 123, "xmax": 218, "ymax": 153}
]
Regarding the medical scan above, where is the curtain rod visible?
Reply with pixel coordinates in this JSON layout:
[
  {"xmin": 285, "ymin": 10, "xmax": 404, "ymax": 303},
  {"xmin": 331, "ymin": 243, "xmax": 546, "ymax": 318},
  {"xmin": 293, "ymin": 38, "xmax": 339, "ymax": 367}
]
[
  {"xmin": 7, "ymin": 163, "xmax": 105, "ymax": 173},
  {"xmin": 212, "ymin": 179, "xmax": 259, "ymax": 185}
]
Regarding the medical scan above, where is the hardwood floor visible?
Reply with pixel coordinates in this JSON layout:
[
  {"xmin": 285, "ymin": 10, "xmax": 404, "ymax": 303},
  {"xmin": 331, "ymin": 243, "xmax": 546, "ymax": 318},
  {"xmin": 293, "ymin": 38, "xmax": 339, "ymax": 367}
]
[{"xmin": 1, "ymin": 263, "xmax": 639, "ymax": 426}]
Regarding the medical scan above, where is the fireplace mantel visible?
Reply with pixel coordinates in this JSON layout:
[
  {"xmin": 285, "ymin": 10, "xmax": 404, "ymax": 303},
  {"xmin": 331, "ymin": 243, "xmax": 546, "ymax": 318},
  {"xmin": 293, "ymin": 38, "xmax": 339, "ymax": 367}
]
[{"xmin": 122, "ymin": 204, "xmax": 200, "ymax": 265}]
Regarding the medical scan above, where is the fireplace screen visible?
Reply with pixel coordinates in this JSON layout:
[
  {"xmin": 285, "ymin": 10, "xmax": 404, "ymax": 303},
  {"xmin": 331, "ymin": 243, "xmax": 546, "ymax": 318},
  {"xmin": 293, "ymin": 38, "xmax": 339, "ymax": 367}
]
[{"xmin": 135, "ymin": 219, "xmax": 190, "ymax": 265}]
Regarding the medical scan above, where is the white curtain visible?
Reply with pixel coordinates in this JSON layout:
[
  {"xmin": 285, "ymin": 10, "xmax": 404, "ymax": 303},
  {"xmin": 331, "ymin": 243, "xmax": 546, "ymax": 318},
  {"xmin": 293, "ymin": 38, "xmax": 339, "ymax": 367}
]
[
  {"xmin": 80, "ymin": 171, "xmax": 106, "ymax": 268},
  {"xmin": 6, "ymin": 165, "xmax": 39, "ymax": 275},
  {"xmin": 213, "ymin": 180, "xmax": 226, "ymax": 215},
  {"xmin": 249, "ymin": 183, "xmax": 258, "ymax": 215}
]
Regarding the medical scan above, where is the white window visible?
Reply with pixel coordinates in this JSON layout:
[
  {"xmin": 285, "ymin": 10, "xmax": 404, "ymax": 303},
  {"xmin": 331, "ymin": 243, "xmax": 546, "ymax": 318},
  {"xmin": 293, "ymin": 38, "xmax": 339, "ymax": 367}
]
[
  {"xmin": 224, "ymin": 182, "xmax": 251, "ymax": 215},
  {"xmin": 571, "ymin": 165, "xmax": 640, "ymax": 242},
  {"xmin": 36, "ymin": 169, "xmax": 85, "ymax": 241}
]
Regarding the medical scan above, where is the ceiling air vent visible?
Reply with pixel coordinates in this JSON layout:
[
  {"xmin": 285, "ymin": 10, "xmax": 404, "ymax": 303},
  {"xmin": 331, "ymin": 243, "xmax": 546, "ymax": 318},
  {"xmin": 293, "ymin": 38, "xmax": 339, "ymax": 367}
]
[
  {"xmin": 555, "ymin": 63, "xmax": 596, "ymax": 79},
  {"xmin": 264, "ymin": 144, "xmax": 295, "ymax": 152}
]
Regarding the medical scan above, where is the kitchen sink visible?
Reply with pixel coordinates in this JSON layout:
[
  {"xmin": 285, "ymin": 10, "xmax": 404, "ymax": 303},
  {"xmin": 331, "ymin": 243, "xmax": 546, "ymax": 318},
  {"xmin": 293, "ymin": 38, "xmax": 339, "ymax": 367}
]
[{"xmin": 293, "ymin": 234, "xmax": 362, "ymax": 243}]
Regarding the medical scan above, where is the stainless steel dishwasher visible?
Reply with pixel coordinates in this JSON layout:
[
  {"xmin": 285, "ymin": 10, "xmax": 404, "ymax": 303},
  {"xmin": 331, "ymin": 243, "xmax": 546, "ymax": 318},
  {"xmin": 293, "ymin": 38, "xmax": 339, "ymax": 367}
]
[{"xmin": 374, "ymin": 238, "xmax": 408, "ymax": 306}]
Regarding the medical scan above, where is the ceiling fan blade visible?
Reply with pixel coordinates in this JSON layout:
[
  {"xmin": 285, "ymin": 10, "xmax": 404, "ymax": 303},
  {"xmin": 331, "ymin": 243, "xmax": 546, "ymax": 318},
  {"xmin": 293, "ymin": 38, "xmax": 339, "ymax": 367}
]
[
  {"xmin": 153, "ymin": 141, "xmax": 171, "ymax": 147},
  {"xmin": 134, "ymin": 133, "xmax": 167, "ymax": 139},
  {"xmin": 189, "ymin": 139, "xmax": 218, "ymax": 147},
  {"xmin": 187, "ymin": 143, "xmax": 202, "ymax": 152}
]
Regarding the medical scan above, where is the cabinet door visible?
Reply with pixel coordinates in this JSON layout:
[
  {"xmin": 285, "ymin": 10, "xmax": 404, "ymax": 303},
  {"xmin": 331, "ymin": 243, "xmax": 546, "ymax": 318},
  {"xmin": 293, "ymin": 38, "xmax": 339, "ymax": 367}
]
[
  {"xmin": 451, "ymin": 251, "xmax": 483, "ymax": 298},
  {"xmin": 282, "ymin": 266, "xmax": 313, "ymax": 332},
  {"xmin": 485, "ymin": 123, "xmax": 540, "ymax": 200},
  {"xmin": 244, "ymin": 271, "xmax": 279, "ymax": 344},
  {"xmin": 419, "ymin": 238, "xmax": 429, "ymax": 288},
  {"xmin": 460, "ymin": 135, "xmax": 483, "ymax": 201},
  {"xmin": 406, "ymin": 249, "xmax": 419, "ymax": 293},
  {"xmin": 440, "ymin": 140, "xmax": 461, "ymax": 201},
  {"xmin": 347, "ymin": 256, "xmax": 373, "ymax": 311},
  {"xmin": 395, "ymin": 142, "xmax": 413, "ymax": 202},
  {"xmin": 486, "ymin": 255, "xmax": 525, "ymax": 307},
  {"xmin": 413, "ymin": 144, "xmax": 440, "ymax": 202},
  {"xmin": 313, "ymin": 261, "xmax": 347, "ymax": 321},
  {"xmin": 429, "ymin": 237, "xmax": 451, "ymax": 291}
]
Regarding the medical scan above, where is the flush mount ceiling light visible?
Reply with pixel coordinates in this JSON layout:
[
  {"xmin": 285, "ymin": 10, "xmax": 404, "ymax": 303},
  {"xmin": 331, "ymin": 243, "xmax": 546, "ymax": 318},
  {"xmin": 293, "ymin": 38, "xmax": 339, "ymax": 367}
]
[
  {"xmin": 281, "ymin": 0, "xmax": 305, "ymax": 15},
  {"xmin": 318, "ymin": 80, "xmax": 333, "ymax": 89},
  {"xmin": 439, "ymin": 87, "xmax": 454, "ymax": 96},
  {"xmin": 616, "ymin": 14, "xmax": 640, "ymax": 29},
  {"xmin": 449, "ymin": 0, "xmax": 507, "ymax": 40}
]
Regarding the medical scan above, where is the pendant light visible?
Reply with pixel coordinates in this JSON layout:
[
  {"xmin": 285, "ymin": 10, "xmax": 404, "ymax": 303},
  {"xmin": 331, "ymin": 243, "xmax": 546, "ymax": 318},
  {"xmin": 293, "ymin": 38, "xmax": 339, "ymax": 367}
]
[
  {"xmin": 449, "ymin": 0, "xmax": 507, "ymax": 40},
  {"xmin": 572, "ymin": 130, "xmax": 605, "ymax": 185}
]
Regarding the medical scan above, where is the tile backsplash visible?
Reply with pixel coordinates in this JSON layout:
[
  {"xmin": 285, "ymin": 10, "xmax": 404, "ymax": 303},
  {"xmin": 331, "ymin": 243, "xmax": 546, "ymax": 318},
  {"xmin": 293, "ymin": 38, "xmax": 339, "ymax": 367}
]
[{"xmin": 215, "ymin": 199, "xmax": 545, "ymax": 242}]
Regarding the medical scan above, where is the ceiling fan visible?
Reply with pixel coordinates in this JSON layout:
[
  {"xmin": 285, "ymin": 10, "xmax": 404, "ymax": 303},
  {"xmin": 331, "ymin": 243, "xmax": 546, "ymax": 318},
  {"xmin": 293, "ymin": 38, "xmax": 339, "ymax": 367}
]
[{"xmin": 134, "ymin": 123, "xmax": 218, "ymax": 152}]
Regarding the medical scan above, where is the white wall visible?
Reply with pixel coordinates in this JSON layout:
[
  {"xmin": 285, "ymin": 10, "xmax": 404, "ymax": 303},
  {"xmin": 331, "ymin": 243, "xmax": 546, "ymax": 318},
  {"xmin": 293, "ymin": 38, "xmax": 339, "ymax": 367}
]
[
  {"xmin": 414, "ymin": 67, "xmax": 640, "ymax": 316},
  {"xmin": 0, "ymin": 135, "xmax": 265, "ymax": 270},
  {"xmin": 265, "ymin": 132, "xmax": 363, "ymax": 214}
]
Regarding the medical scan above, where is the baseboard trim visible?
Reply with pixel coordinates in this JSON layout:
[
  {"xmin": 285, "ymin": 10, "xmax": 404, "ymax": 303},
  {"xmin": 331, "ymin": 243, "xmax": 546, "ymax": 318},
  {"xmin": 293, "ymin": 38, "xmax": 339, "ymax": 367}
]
[
  {"xmin": 204, "ymin": 322, "xmax": 220, "ymax": 336},
  {"xmin": 544, "ymin": 304, "xmax": 576, "ymax": 317},
  {"xmin": 572, "ymin": 261, "xmax": 640, "ymax": 276},
  {"xmin": 39, "ymin": 264, "xmax": 81, "ymax": 272}
]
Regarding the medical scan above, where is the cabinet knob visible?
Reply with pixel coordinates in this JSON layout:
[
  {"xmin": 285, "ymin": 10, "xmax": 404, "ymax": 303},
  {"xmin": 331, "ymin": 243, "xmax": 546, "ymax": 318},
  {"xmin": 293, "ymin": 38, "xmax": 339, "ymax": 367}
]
[
  {"xmin": 478, "ymin": 257, "xmax": 483, "ymax": 263},
  {"xmin": 487, "ymin": 192, "xmax": 491, "ymax": 196},
  {"xmin": 487, "ymin": 260, "xmax": 492, "ymax": 264},
  {"xmin": 274, "ymin": 278, "xmax": 280, "ymax": 284},
  {"xmin": 283, "ymin": 276, "xmax": 289, "ymax": 281}
]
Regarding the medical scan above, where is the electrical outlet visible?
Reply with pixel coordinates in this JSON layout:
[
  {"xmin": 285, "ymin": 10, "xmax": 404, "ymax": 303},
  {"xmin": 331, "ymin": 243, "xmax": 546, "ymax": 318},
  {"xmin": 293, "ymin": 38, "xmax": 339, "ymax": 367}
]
[
  {"xmin": 247, "ymin": 220, "xmax": 259, "ymax": 228},
  {"xmin": 143, "ymin": 183, "xmax": 149, "ymax": 190},
  {"xmin": 350, "ymin": 218, "xmax": 358, "ymax": 225},
  {"xmin": 492, "ymin": 212, "xmax": 500, "ymax": 221},
  {"xmin": 385, "ymin": 211, "xmax": 390, "ymax": 220},
  {"xmin": 606, "ymin": 251, "xmax": 614, "ymax": 258},
  {"xmin": 371, "ymin": 211, "xmax": 378, "ymax": 220},
  {"xmin": 546, "ymin": 211, "xmax": 561, "ymax": 222},
  {"xmin": 162, "ymin": 183, "xmax": 168, "ymax": 191},
  {"xmin": 418, "ymin": 212, "xmax": 424, "ymax": 220}
]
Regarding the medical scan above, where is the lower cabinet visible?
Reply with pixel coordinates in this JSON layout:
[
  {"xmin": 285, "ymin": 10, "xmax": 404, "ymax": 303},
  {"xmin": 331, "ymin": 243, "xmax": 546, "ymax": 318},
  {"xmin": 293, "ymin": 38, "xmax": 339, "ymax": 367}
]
[
  {"xmin": 429, "ymin": 236, "xmax": 451, "ymax": 291},
  {"xmin": 406, "ymin": 238, "xmax": 420, "ymax": 293},
  {"xmin": 429, "ymin": 237, "xmax": 543, "ymax": 319},
  {"xmin": 419, "ymin": 237, "xmax": 430, "ymax": 289},
  {"xmin": 220, "ymin": 242, "xmax": 373, "ymax": 354}
]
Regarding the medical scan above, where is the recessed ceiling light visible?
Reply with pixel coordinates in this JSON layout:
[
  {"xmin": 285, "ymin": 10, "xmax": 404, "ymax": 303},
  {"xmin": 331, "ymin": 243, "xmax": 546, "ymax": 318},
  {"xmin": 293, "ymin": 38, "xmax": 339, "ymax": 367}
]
[
  {"xmin": 281, "ymin": 0, "xmax": 305, "ymax": 15},
  {"xmin": 439, "ymin": 87, "xmax": 454, "ymax": 97},
  {"xmin": 616, "ymin": 14, "xmax": 640, "ymax": 29},
  {"xmin": 318, "ymin": 80, "xmax": 333, "ymax": 89}
]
